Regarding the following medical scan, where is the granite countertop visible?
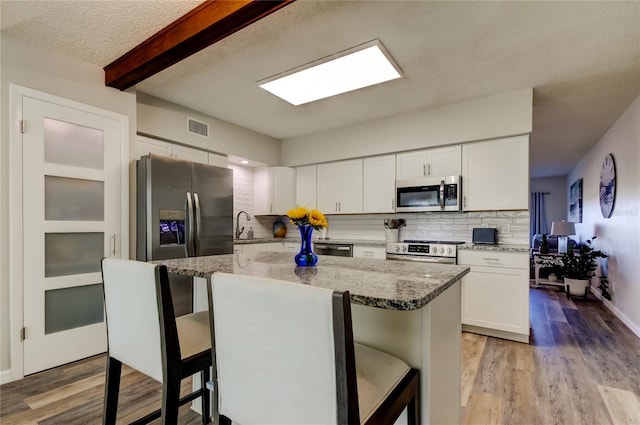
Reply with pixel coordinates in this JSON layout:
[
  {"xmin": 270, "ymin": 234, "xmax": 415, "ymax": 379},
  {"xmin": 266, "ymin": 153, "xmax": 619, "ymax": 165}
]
[
  {"xmin": 156, "ymin": 252, "xmax": 469, "ymax": 311},
  {"xmin": 458, "ymin": 244, "xmax": 530, "ymax": 253},
  {"xmin": 234, "ymin": 238, "xmax": 385, "ymax": 247}
]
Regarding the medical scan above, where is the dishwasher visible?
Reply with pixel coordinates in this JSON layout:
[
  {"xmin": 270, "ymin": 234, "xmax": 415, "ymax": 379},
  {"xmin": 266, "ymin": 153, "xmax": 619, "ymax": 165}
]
[{"xmin": 314, "ymin": 242, "xmax": 353, "ymax": 257}]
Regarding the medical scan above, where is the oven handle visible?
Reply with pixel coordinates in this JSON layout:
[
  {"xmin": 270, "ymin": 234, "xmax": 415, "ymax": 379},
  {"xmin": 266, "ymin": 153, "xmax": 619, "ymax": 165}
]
[
  {"xmin": 440, "ymin": 179, "xmax": 445, "ymax": 210},
  {"xmin": 386, "ymin": 253, "xmax": 456, "ymax": 264}
]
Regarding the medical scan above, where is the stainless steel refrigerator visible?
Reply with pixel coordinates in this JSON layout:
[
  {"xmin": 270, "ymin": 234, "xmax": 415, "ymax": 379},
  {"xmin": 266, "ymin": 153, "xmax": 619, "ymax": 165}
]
[{"xmin": 136, "ymin": 153, "xmax": 233, "ymax": 315}]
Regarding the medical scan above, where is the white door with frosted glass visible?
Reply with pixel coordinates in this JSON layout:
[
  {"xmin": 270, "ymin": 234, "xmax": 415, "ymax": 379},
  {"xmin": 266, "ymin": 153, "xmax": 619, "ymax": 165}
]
[{"xmin": 22, "ymin": 96, "xmax": 122, "ymax": 375}]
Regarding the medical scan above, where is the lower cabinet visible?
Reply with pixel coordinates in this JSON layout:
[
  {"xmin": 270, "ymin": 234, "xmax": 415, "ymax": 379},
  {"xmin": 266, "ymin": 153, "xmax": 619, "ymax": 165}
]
[
  {"xmin": 236, "ymin": 242, "xmax": 284, "ymax": 254},
  {"xmin": 353, "ymin": 246, "xmax": 386, "ymax": 259},
  {"xmin": 458, "ymin": 250, "xmax": 530, "ymax": 343}
]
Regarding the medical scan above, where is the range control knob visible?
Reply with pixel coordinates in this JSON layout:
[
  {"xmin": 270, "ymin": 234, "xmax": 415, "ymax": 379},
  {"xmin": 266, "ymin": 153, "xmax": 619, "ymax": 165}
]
[
  {"xmin": 395, "ymin": 245, "xmax": 401, "ymax": 253},
  {"xmin": 439, "ymin": 247, "xmax": 445, "ymax": 254},
  {"xmin": 447, "ymin": 247, "xmax": 453, "ymax": 254},
  {"xmin": 402, "ymin": 245, "xmax": 407, "ymax": 253}
]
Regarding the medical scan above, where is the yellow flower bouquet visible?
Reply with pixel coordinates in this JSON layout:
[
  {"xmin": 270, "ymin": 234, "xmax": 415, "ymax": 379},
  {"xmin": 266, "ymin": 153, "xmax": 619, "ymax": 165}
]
[
  {"xmin": 286, "ymin": 207, "xmax": 329, "ymax": 230},
  {"xmin": 286, "ymin": 207, "xmax": 328, "ymax": 266}
]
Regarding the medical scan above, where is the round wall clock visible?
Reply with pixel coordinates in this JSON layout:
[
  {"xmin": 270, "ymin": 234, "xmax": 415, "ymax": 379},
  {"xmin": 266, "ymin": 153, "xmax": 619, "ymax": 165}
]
[{"xmin": 599, "ymin": 153, "xmax": 616, "ymax": 218}]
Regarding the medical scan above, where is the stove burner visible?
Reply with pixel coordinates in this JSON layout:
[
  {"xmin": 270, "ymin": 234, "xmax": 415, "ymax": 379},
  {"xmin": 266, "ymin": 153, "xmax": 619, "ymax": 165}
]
[{"xmin": 403, "ymin": 240, "xmax": 465, "ymax": 245}]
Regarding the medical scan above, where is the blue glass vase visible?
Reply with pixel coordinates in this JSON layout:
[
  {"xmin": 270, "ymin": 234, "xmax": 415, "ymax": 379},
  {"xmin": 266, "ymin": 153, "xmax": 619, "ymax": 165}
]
[{"xmin": 295, "ymin": 225, "xmax": 318, "ymax": 267}]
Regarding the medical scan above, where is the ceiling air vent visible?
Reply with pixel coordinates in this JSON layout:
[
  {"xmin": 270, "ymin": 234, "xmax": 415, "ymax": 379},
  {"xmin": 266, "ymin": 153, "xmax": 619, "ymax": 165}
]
[{"xmin": 187, "ymin": 117, "xmax": 209, "ymax": 138}]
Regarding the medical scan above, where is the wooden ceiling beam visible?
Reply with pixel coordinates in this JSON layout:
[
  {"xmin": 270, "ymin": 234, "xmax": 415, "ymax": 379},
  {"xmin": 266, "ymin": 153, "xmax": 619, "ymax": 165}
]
[{"xmin": 104, "ymin": 0, "xmax": 295, "ymax": 91}]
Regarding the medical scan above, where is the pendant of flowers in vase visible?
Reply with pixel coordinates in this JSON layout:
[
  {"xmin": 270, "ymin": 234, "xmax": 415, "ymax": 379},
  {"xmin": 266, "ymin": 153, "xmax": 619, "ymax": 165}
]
[{"xmin": 286, "ymin": 207, "xmax": 329, "ymax": 267}]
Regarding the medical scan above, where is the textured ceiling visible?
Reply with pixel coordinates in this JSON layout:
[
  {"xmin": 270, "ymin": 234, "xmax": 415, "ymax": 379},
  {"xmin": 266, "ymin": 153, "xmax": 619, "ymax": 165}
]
[{"xmin": 2, "ymin": 1, "xmax": 639, "ymax": 178}]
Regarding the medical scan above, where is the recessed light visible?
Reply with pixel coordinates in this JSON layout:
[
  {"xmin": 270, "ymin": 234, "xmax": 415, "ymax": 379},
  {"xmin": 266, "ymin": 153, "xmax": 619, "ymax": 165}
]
[
  {"xmin": 258, "ymin": 39, "xmax": 402, "ymax": 106},
  {"xmin": 241, "ymin": 160, "xmax": 249, "ymax": 164}
]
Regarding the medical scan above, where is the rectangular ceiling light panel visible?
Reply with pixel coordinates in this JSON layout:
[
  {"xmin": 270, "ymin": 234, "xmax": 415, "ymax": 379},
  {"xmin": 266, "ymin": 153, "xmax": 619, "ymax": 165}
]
[{"xmin": 258, "ymin": 40, "xmax": 402, "ymax": 106}]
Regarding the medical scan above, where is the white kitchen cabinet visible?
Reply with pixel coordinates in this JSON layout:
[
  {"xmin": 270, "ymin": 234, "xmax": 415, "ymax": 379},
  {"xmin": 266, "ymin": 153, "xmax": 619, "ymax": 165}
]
[
  {"xmin": 396, "ymin": 145, "xmax": 461, "ymax": 180},
  {"xmin": 241, "ymin": 242, "xmax": 284, "ymax": 254},
  {"xmin": 353, "ymin": 245, "xmax": 386, "ymax": 259},
  {"xmin": 317, "ymin": 159, "xmax": 363, "ymax": 214},
  {"xmin": 283, "ymin": 242, "xmax": 299, "ymax": 253},
  {"xmin": 207, "ymin": 152, "xmax": 228, "ymax": 167},
  {"xmin": 363, "ymin": 155, "xmax": 396, "ymax": 213},
  {"xmin": 137, "ymin": 135, "xmax": 219, "ymax": 166},
  {"xmin": 296, "ymin": 165, "xmax": 317, "ymax": 209},
  {"xmin": 461, "ymin": 135, "xmax": 529, "ymax": 211},
  {"xmin": 458, "ymin": 250, "xmax": 529, "ymax": 343},
  {"xmin": 254, "ymin": 167, "xmax": 296, "ymax": 215}
]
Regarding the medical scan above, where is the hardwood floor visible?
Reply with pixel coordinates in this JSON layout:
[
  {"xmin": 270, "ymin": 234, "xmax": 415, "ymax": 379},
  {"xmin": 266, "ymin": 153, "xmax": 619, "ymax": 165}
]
[
  {"xmin": 2, "ymin": 286, "xmax": 639, "ymax": 424},
  {"xmin": 462, "ymin": 287, "xmax": 640, "ymax": 425}
]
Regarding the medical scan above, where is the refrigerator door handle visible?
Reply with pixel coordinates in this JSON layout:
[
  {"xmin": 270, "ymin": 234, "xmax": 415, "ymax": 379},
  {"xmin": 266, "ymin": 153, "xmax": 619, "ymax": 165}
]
[
  {"xmin": 185, "ymin": 192, "xmax": 195, "ymax": 257},
  {"xmin": 193, "ymin": 192, "xmax": 202, "ymax": 256}
]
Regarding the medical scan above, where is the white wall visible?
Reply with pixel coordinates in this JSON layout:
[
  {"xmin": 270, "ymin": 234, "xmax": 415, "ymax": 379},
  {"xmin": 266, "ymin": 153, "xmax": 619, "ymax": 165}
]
[
  {"xmin": 0, "ymin": 34, "xmax": 138, "ymax": 376},
  {"xmin": 531, "ymin": 176, "xmax": 568, "ymax": 229},
  {"xmin": 281, "ymin": 89, "xmax": 532, "ymax": 166},
  {"xmin": 568, "ymin": 95, "xmax": 640, "ymax": 337},
  {"xmin": 137, "ymin": 92, "xmax": 281, "ymax": 165}
]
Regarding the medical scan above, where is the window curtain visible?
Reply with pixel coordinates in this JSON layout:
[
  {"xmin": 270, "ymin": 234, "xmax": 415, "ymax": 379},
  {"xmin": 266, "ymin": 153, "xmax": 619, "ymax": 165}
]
[{"xmin": 530, "ymin": 192, "xmax": 548, "ymax": 246}]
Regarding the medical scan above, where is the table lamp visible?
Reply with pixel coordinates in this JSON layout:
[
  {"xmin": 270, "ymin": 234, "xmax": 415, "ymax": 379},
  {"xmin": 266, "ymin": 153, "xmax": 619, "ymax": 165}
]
[{"xmin": 550, "ymin": 221, "xmax": 575, "ymax": 254}]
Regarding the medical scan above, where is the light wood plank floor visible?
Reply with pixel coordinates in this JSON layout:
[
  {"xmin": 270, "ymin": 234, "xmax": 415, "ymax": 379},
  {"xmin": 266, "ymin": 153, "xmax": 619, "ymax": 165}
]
[{"xmin": 2, "ymin": 287, "xmax": 639, "ymax": 424}]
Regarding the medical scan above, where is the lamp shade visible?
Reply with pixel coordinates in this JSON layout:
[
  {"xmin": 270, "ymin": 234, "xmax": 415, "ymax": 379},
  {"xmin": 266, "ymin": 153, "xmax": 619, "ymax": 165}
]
[{"xmin": 550, "ymin": 221, "xmax": 575, "ymax": 236}]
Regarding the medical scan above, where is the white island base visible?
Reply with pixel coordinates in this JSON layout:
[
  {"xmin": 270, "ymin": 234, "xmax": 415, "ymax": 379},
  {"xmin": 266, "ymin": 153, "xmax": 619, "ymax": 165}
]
[{"xmin": 351, "ymin": 280, "xmax": 461, "ymax": 425}]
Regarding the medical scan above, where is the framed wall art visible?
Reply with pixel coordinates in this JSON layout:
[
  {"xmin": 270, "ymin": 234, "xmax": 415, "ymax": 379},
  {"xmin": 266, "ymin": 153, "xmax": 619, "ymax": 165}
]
[
  {"xmin": 599, "ymin": 153, "xmax": 616, "ymax": 218},
  {"xmin": 569, "ymin": 178, "xmax": 583, "ymax": 223}
]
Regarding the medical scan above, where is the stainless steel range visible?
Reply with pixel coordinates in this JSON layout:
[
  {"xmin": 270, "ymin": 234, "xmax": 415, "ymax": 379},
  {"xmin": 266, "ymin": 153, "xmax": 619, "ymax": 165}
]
[{"xmin": 385, "ymin": 240, "xmax": 465, "ymax": 264}]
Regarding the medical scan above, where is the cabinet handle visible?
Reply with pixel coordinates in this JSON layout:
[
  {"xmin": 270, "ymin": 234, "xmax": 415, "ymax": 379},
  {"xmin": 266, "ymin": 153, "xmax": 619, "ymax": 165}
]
[
  {"xmin": 464, "ymin": 195, "xmax": 467, "ymax": 208},
  {"xmin": 270, "ymin": 203, "xmax": 273, "ymax": 213},
  {"xmin": 423, "ymin": 164, "xmax": 426, "ymax": 176},
  {"xmin": 338, "ymin": 201, "xmax": 341, "ymax": 212},
  {"xmin": 391, "ymin": 198, "xmax": 394, "ymax": 209},
  {"xmin": 482, "ymin": 258, "xmax": 500, "ymax": 261},
  {"xmin": 335, "ymin": 202, "xmax": 338, "ymax": 212},
  {"xmin": 427, "ymin": 163, "xmax": 431, "ymax": 176},
  {"xmin": 110, "ymin": 233, "xmax": 116, "ymax": 256}
]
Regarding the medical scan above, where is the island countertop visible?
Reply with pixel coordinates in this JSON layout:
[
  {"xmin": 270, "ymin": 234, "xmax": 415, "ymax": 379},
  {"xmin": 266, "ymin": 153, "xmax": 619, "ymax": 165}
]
[{"xmin": 156, "ymin": 252, "xmax": 469, "ymax": 311}]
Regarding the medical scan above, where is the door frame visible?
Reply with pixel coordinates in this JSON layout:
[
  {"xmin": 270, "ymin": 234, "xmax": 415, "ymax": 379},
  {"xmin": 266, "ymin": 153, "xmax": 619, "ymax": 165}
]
[{"xmin": 9, "ymin": 84, "xmax": 130, "ymax": 380}]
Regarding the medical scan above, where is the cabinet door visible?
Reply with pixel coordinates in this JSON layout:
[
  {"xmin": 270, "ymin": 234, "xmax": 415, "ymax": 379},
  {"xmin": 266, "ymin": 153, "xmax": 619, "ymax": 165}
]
[
  {"xmin": 317, "ymin": 162, "xmax": 340, "ymax": 214},
  {"xmin": 172, "ymin": 144, "xmax": 209, "ymax": 164},
  {"xmin": 462, "ymin": 135, "xmax": 529, "ymax": 211},
  {"xmin": 137, "ymin": 135, "xmax": 172, "ymax": 159},
  {"xmin": 242, "ymin": 242, "xmax": 283, "ymax": 254},
  {"xmin": 428, "ymin": 145, "xmax": 461, "ymax": 177},
  {"xmin": 396, "ymin": 150, "xmax": 426, "ymax": 180},
  {"xmin": 271, "ymin": 167, "xmax": 296, "ymax": 215},
  {"xmin": 338, "ymin": 159, "xmax": 363, "ymax": 214},
  {"xmin": 296, "ymin": 165, "xmax": 317, "ymax": 209},
  {"xmin": 353, "ymin": 246, "xmax": 386, "ymax": 259},
  {"xmin": 253, "ymin": 167, "xmax": 271, "ymax": 215},
  {"xmin": 461, "ymin": 266, "xmax": 529, "ymax": 335},
  {"xmin": 363, "ymin": 155, "xmax": 395, "ymax": 213}
]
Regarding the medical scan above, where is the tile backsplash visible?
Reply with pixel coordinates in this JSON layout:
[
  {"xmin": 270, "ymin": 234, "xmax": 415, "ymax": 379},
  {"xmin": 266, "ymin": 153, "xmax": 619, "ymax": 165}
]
[
  {"xmin": 314, "ymin": 211, "xmax": 530, "ymax": 245},
  {"xmin": 231, "ymin": 164, "xmax": 529, "ymax": 245}
]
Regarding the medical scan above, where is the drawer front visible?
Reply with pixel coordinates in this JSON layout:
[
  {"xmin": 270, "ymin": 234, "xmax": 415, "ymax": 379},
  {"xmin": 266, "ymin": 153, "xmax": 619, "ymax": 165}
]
[
  {"xmin": 458, "ymin": 250, "xmax": 528, "ymax": 269},
  {"xmin": 353, "ymin": 246, "xmax": 386, "ymax": 259}
]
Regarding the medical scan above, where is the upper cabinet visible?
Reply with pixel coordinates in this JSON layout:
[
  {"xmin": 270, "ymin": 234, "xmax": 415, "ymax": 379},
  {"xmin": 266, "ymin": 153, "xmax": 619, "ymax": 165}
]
[
  {"xmin": 137, "ymin": 135, "xmax": 227, "ymax": 167},
  {"xmin": 254, "ymin": 166, "xmax": 296, "ymax": 215},
  {"xmin": 363, "ymin": 155, "xmax": 396, "ymax": 213},
  {"xmin": 462, "ymin": 135, "xmax": 529, "ymax": 211},
  {"xmin": 396, "ymin": 145, "xmax": 461, "ymax": 180},
  {"xmin": 317, "ymin": 159, "xmax": 363, "ymax": 214},
  {"xmin": 296, "ymin": 165, "xmax": 317, "ymax": 209}
]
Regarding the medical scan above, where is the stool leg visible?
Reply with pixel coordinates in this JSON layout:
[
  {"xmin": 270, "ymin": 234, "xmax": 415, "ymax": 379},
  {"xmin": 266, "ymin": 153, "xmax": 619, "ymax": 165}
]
[
  {"xmin": 103, "ymin": 356, "xmax": 122, "ymax": 425},
  {"xmin": 161, "ymin": 375, "xmax": 181, "ymax": 425},
  {"xmin": 201, "ymin": 368, "xmax": 211, "ymax": 424}
]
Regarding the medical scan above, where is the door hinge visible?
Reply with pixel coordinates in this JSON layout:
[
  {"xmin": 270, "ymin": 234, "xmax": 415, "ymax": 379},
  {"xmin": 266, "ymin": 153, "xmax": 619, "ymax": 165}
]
[
  {"xmin": 21, "ymin": 327, "xmax": 26, "ymax": 341},
  {"xmin": 20, "ymin": 120, "xmax": 25, "ymax": 134}
]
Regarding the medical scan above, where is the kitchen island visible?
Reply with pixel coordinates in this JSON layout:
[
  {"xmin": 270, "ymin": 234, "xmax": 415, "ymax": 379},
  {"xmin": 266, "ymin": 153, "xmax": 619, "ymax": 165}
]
[{"xmin": 157, "ymin": 252, "xmax": 470, "ymax": 425}]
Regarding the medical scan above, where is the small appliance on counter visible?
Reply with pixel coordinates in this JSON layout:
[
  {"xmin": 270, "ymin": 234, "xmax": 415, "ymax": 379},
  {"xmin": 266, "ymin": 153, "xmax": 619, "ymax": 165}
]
[{"xmin": 472, "ymin": 227, "xmax": 498, "ymax": 245}]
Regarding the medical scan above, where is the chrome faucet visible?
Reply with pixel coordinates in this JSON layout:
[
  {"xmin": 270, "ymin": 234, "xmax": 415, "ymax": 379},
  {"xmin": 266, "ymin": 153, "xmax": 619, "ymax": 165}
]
[{"xmin": 235, "ymin": 210, "xmax": 251, "ymax": 239}]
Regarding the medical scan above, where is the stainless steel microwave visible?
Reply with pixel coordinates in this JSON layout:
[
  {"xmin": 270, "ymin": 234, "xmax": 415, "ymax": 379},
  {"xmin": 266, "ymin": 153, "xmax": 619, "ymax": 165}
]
[{"xmin": 396, "ymin": 176, "xmax": 462, "ymax": 212}]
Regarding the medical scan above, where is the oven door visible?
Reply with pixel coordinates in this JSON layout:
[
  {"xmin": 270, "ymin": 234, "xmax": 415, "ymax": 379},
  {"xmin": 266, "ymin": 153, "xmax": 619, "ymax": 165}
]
[{"xmin": 386, "ymin": 253, "xmax": 457, "ymax": 265}]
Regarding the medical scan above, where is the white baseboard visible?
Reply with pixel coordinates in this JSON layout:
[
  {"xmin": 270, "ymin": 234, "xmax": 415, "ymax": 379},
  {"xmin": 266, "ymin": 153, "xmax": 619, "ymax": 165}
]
[
  {"xmin": 0, "ymin": 369, "xmax": 13, "ymax": 385},
  {"xmin": 591, "ymin": 288, "xmax": 640, "ymax": 339}
]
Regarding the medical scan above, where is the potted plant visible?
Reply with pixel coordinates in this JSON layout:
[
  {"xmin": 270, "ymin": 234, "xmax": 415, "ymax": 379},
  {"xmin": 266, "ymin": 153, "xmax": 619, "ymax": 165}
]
[{"xmin": 560, "ymin": 237, "xmax": 607, "ymax": 297}]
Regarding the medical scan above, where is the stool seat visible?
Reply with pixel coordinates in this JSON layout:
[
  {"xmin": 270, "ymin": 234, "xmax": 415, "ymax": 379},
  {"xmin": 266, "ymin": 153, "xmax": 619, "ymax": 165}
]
[
  {"xmin": 355, "ymin": 343, "xmax": 411, "ymax": 423},
  {"xmin": 176, "ymin": 311, "xmax": 211, "ymax": 360}
]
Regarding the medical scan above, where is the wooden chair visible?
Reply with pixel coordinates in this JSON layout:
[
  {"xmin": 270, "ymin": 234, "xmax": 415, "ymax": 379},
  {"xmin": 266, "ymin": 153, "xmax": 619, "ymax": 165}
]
[
  {"xmin": 101, "ymin": 258, "xmax": 212, "ymax": 425},
  {"xmin": 209, "ymin": 272, "xmax": 420, "ymax": 425}
]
